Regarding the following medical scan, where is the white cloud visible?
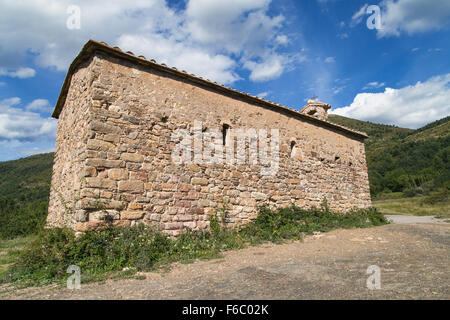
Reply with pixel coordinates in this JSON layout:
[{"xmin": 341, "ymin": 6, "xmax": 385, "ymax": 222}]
[
  {"xmin": 0, "ymin": 67, "xmax": 36, "ymax": 79},
  {"xmin": 0, "ymin": 97, "xmax": 57, "ymax": 141},
  {"xmin": 117, "ymin": 34, "xmax": 240, "ymax": 84},
  {"xmin": 351, "ymin": 4, "xmax": 369, "ymax": 27},
  {"xmin": 351, "ymin": 0, "xmax": 450, "ymax": 37},
  {"xmin": 331, "ymin": 74, "xmax": 450, "ymax": 128},
  {"xmin": 0, "ymin": 0, "xmax": 294, "ymax": 84},
  {"xmin": 25, "ymin": 99, "xmax": 53, "ymax": 113},
  {"xmin": 19, "ymin": 146, "xmax": 55, "ymax": 157},
  {"xmin": 0, "ymin": 97, "xmax": 21, "ymax": 107},
  {"xmin": 332, "ymin": 86, "xmax": 345, "ymax": 95},
  {"xmin": 243, "ymin": 54, "xmax": 285, "ymax": 82},
  {"xmin": 324, "ymin": 57, "xmax": 335, "ymax": 63},
  {"xmin": 0, "ymin": 139, "xmax": 55, "ymax": 161},
  {"xmin": 275, "ymin": 35, "xmax": 289, "ymax": 45},
  {"xmin": 362, "ymin": 81, "xmax": 386, "ymax": 90},
  {"xmin": 257, "ymin": 91, "xmax": 270, "ymax": 98}
]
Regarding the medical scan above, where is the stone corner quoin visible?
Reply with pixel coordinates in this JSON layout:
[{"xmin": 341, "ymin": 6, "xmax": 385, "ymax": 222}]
[{"xmin": 46, "ymin": 40, "xmax": 372, "ymax": 236}]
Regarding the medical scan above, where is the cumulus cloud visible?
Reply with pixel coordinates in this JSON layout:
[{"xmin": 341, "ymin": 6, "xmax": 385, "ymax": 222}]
[
  {"xmin": 117, "ymin": 34, "xmax": 239, "ymax": 84},
  {"xmin": 0, "ymin": 0, "xmax": 294, "ymax": 84},
  {"xmin": 275, "ymin": 35, "xmax": 289, "ymax": 45},
  {"xmin": 25, "ymin": 99, "xmax": 53, "ymax": 113},
  {"xmin": 243, "ymin": 54, "xmax": 285, "ymax": 82},
  {"xmin": 351, "ymin": 0, "xmax": 450, "ymax": 37},
  {"xmin": 351, "ymin": 3, "xmax": 369, "ymax": 27},
  {"xmin": 0, "ymin": 67, "xmax": 36, "ymax": 79},
  {"xmin": 331, "ymin": 74, "xmax": 450, "ymax": 128},
  {"xmin": 0, "ymin": 97, "xmax": 57, "ymax": 141}
]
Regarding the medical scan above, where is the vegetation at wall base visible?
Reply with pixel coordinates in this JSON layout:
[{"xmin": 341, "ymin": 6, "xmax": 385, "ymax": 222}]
[{"xmin": 2, "ymin": 205, "xmax": 388, "ymax": 287}]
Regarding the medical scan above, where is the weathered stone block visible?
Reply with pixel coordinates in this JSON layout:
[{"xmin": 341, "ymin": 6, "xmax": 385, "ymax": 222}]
[
  {"xmin": 85, "ymin": 158, "xmax": 124, "ymax": 168},
  {"xmin": 87, "ymin": 139, "xmax": 115, "ymax": 151},
  {"xmin": 90, "ymin": 210, "xmax": 120, "ymax": 222},
  {"xmin": 85, "ymin": 177, "xmax": 116, "ymax": 189},
  {"xmin": 191, "ymin": 177, "xmax": 208, "ymax": 185},
  {"xmin": 89, "ymin": 120, "xmax": 121, "ymax": 134},
  {"xmin": 118, "ymin": 180, "xmax": 144, "ymax": 192},
  {"xmin": 121, "ymin": 153, "xmax": 144, "ymax": 162},
  {"xmin": 121, "ymin": 211, "xmax": 145, "ymax": 220},
  {"xmin": 109, "ymin": 168, "xmax": 128, "ymax": 180}
]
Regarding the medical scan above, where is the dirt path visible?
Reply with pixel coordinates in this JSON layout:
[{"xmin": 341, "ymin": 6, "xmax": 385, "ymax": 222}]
[
  {"xmin": 1, "ymin": 222, "xmax": 449, "ymax": 300},
  {"xmin": 386, "ymin": 214, "xmax": 448, "ymax": 224}
]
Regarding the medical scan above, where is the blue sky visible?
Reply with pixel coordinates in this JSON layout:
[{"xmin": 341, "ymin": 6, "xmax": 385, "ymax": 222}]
[{"xmin": 0, "ymin": 0, "xmax": 449, "ymax": 161}]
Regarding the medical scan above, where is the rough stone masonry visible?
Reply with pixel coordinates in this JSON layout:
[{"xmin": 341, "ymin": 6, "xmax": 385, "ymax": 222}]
[{"xmin": 47, "ymin": 40, "xmax": 371, "ymax": 235}]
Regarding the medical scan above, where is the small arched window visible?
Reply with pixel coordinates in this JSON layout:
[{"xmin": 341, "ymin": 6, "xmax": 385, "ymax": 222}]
[{"xmin": 222, "ymin": 124, "xmax": 230, "ymax": 146}]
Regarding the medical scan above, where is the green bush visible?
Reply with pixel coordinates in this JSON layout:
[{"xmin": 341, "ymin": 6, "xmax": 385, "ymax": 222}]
[
  {"xmin": 0, "ymin": 198, "xmax": 48, "ymax": 239},
  {"xmin": 421, "ymin": 188, "xmax": 449, "ymax": 205},
  {"xmin": 6, "ymin": 205, "xmax": 388, "ymax": 286}
]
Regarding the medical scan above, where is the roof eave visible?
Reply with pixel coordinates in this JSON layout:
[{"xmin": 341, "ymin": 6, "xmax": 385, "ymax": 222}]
[{"xmin": 52, "ymin": 40, "xmax": 368, "ymax": 140}]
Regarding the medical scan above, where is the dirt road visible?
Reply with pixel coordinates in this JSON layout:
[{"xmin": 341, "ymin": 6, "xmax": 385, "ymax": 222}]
[{"xmin": 1, "ymin": 219, "xmax": 449, "ymax": 299}]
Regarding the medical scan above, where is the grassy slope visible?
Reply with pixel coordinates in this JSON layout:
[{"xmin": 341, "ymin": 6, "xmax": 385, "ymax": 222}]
[
  {"xmin": 0, "ymin": 236, "xmax": 33, "ymax": 280},
  {"xmin": 373, "ymin": 194, "xmax": 450, "ymax": 218},
  {"xmin": 404, "ymin": 117, "xmax": 450, "ymax": 143}
]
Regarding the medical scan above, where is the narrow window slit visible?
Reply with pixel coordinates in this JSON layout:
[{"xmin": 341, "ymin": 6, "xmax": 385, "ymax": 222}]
[
  {"xmin": 290, "ymin": 141, "xmax": 297, "ymax": 158},
  {"xmin": 222, "ymin": 124, "xmax": 230, "ymax": 146}
]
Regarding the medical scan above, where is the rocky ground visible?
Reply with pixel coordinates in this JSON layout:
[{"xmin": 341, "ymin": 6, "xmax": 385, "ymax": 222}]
[{"xmin": 1, "ymin": 216, "xmax": 448, "ymax": 299}]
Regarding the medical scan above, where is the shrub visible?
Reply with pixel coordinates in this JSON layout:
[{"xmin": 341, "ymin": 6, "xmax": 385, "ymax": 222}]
[
  {"xmin": 421, "ymin": 188, "xmax": 449, "ymax": 205},
  {"xmin": 0, "ymin": 198, "xmax": 48, "ymax": 239}
]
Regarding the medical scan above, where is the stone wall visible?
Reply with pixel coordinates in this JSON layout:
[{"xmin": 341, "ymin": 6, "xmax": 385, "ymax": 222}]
[
  {"xmin": 47, "ymin": 59, "xmax": 97, "ymax": 228},
  {"xmin": 48, "ymin": 52, "xmax": 371, "ymax": 235}
]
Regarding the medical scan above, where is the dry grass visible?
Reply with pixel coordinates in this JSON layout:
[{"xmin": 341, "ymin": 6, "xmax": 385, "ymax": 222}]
[
  {"xmin": 0, "ymin": 236, "xmax": 34, "ymax": 281},
  {"xmin": 373, "ymin": 195, "xmax": 450, "ymax": 219}
]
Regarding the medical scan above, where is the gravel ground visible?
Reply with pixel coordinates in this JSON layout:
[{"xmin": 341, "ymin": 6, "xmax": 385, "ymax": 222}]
[
  {"xmin": 1, "ymin": 220, "xmax": 449, "ymax": 300},
  {"xmin": 385, "ymin": 215, "xmax": 448, "ymax": 224}
]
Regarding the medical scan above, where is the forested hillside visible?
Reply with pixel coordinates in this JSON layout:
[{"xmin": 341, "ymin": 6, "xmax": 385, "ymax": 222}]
[
  {"xmin": 329, "ymin": 115, "xmax": 450, "ymax": 197},
  {"xmin": 0, "ymin": 153, "xmax": 53, "ymax": 238},
  {"xmin": 0, "ymin": 153, "xmax": 53, "ymax": 202}
]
